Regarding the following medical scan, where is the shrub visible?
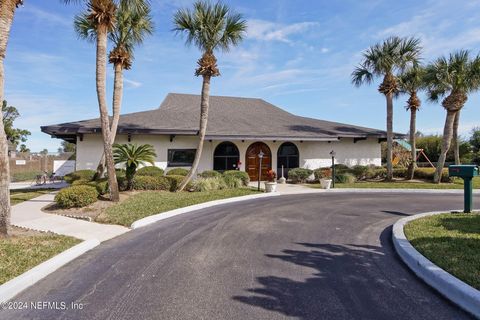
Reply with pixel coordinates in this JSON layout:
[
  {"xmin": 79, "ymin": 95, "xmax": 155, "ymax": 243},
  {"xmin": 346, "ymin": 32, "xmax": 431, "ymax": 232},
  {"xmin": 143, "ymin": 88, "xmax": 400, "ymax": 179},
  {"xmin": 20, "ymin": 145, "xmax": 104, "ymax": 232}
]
[
  {"xmin": 393, "ymin": 168, "xmax": 407, "ymax": 178},
  {"xmin": 335, "ymin": 172, "xmax": 356, "ymax": 184},
  {"xmin": 136, "ymin": 166, "xmax": 164, "ymax": 177},
  {"xmin": 414, "ymin": 168, "xmax": 451, "ymax": 182},
  {"xmin": 350, "ymin": 165, "xmax": 371, "ymax": 180},
  {"xmin": 334, "ymin": 164, "xmax": 350, "ymax": 173},
  {"xmin": 193, "ymin": 177, "xmax": 228, "ymax": 192},
  {"xmin": 288, "ymin": 168, "xmax": 313, "ymax": 183},
  {"xmin": 314, "ymin": 168, "xmax": 332, "ymax": 181},
  {"xmin": 166, "ymin": 168, "xmax": 189, "ymax": 176},
  {"xmin": 222, "ymin": 175, "xmax": 243, "ymax": 189},
  {"xmin": 166, "ymin": 174, "xmax": 194, "ymax": 191},
  {"xmin": 116, "ymin": 176, "xmax": 129, "ymax": 191},
  {"xmin": 96, "ymin": 179, "xmax": 109, "ymax": 195},
  {"xmin": 71, "ymin": 179, "xmax": 97, "ymax": 187},
  {"xmin": 55, "ymin": 185, "xmax": 98, "ymax": 208},
  {"xmin": 64, "ymin": 170, "xmax": 96, "ymax": 184},
  {"xmin": 366, "ymin": 167, "xmax": 387, "ymax": 180},
  {"xmin": 223, "ymin": 170, "xmax": 250, "ymax": 186},
  {"xmin": 132, "ymin": 175, "xmax": 170, "ymax": 191},
  {"xmin": 199, "ymin": 170, "xmax": 221, "ymax": 178}
]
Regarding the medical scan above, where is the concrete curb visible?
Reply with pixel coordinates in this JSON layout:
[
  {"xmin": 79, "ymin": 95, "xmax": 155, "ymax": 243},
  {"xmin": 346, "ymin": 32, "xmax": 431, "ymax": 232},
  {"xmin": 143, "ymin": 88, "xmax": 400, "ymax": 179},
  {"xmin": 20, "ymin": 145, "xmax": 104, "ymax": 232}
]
[
  {"xmin": 131, "ymin": 192, "xmax": 281, "ymax": 229},
  {"xmin": 392, "ymin": 210, "xmax": 480, "ymax": 318},
  {"xmin": 328, "ymin": 188, "xmax": 480, "ymax": 194},
  {"xmin": 0, "ymin": 239, "xmax": 100, "ymax": 303}
]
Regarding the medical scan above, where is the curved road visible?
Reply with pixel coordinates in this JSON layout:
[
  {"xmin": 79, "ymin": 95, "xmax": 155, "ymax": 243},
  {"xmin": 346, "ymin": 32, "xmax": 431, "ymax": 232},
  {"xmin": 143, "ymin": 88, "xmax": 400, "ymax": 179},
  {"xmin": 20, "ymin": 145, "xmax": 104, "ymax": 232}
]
[{"xmin": 2, "ymin": 192, "xmax": 476, "ymax": 320}]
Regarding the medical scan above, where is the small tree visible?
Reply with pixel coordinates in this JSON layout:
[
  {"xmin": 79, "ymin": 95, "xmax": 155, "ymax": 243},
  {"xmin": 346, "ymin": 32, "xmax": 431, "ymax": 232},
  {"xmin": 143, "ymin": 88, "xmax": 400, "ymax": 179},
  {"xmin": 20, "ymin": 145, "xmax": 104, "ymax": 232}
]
[
  {"xmin": 113, "ymin": 143, "xmax": 156, "ymax": 190},
  {"xmin": 2, "ymin": 100, "xmax": 31, "ymax": 148}
]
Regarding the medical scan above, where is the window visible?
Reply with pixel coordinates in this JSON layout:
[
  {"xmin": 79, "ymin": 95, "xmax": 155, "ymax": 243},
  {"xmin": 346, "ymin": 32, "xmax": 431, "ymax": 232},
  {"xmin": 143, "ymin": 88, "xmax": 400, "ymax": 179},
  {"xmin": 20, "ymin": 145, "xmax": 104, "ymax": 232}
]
[
  {"xmin": 277, "ymin": 142, "xmax": 299, "ymax": 178},
  {"xmin": 168, "ymin": 149, "xmax": 196, "ymax": 167},
  {"xmin": 213, "ymin": 142, "xmax": 240, "ymax": 172}
]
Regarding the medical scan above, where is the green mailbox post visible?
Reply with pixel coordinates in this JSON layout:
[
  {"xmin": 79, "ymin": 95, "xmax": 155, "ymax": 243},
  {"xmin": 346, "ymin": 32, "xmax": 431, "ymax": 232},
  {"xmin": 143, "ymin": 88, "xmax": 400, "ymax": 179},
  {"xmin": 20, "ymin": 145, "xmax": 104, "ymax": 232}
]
[{"xmin": 448, "ymin": 165, "xmax": 479, "ymax": 213}]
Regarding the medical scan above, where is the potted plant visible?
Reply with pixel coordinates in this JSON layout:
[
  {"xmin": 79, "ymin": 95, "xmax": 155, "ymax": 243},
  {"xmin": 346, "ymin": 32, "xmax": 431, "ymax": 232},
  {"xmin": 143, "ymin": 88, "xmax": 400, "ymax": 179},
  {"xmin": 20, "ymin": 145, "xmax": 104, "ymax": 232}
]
[
  {"xmin": 264, "ymin": 169, "xmax": 277, "ymax": 193},
  {"xmin": 318, "ymin": 167, "xmax": 333, "ymax": 189}
]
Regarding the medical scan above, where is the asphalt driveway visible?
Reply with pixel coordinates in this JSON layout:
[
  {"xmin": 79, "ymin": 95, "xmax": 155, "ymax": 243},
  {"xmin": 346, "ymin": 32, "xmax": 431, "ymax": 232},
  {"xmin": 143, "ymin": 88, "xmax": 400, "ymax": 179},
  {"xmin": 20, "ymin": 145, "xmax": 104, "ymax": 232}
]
[{"xmin": 1, "ymin": 192, "xmax": 476, "ymax": 320}]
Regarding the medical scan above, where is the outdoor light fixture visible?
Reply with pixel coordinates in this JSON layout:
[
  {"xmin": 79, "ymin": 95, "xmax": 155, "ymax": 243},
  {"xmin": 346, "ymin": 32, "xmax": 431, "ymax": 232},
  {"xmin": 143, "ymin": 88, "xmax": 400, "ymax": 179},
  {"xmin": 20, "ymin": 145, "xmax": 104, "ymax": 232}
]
[
  {"xmin": 330, "ymin": 150, "xmax": 336, "ymax": 188},
  {"xmin": 258, "ymin": 151, "xmax": 264, "ymax": 191}
]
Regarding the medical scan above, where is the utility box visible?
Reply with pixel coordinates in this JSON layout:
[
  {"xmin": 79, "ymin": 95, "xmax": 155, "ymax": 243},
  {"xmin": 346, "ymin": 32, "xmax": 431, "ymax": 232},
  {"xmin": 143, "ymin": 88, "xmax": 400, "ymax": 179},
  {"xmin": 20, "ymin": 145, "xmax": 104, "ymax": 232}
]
[
  {"xmin": 448, "ymin": 165, "xmax": 479, "ymax": 213},
  {"xmin": 449, "ymin": 165, "xmax": 479, "ymax": 179}
]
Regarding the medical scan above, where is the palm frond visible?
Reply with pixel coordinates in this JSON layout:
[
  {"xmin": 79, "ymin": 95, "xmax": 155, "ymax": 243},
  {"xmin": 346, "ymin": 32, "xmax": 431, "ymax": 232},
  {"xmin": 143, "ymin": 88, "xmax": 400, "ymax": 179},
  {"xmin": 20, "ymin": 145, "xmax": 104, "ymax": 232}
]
[
  {"xmin": 351, "ymin": 65, "xmax": 374, "ymax": 87},
  {"xmin": 74, "ymin": 13, "xmax": 97, "ymax": 42}
]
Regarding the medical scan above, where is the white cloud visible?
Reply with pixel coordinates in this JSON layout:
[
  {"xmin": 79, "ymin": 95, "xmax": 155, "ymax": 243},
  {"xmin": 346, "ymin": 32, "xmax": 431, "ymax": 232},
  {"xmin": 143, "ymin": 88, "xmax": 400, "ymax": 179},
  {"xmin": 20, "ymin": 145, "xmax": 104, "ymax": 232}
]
[
  {"xmin": 124, "ymin": 78, "xmax": 142, "ymax": 89},
  {"xmin": 247, "ymin": 19, "xmax": 318, "ymax": 43},
  {"xmin": 21, "ymin": 5, "xmax": 71, "ymax": 27}
]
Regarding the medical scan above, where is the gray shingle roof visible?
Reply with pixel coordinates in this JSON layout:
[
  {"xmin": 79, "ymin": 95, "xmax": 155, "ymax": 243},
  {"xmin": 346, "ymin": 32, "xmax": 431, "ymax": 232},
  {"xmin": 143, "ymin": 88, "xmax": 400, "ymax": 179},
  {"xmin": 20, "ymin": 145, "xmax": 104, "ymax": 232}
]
[{"xmin": 42, "ymin": 93, "xmax": 399, "ymax": 140}]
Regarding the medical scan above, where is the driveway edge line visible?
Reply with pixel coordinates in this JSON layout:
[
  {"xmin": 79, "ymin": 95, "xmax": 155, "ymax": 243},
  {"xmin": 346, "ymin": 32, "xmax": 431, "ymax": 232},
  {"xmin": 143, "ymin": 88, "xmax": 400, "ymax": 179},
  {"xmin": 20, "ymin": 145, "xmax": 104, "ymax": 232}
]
[
  {"xmin": 392, "ymin": 210, "xmax": 480, "ymax": 317},
  {"xmin": 131, "ymin": 192, "xmax": 281, "ymax": 229},
  {"xmin": 0, "ymin": 239, "xmax": 100, "ymax": 303}
]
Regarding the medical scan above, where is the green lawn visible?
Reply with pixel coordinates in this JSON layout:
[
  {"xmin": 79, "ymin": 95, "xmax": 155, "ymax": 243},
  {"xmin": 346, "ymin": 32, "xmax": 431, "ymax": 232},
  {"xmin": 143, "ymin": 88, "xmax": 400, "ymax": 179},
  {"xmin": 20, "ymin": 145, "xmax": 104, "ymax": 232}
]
[
  {"xmin": 0, "ymin": 233, "xmax": 80, "ymax": 284},
  {"xmin": 10, "ymin": 189, "xmax": 52, "ymax": 205},
  {"xmin": 308, "ymin": 177, "xmax": 480, "ymax": 189},
  {"xmin": 98, "ymin": 188, "xmax": 260, "ymax": 227},
  {"xmin": 404, "ymin": 213, "xmax": 480, "ymax": 290}
]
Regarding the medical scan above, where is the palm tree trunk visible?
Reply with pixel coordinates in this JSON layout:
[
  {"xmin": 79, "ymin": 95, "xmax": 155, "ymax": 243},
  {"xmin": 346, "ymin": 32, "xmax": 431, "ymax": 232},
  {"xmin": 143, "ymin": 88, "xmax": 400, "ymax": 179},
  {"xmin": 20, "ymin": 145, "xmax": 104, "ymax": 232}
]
[
  {"xmin": 407, "ymin": 107, "xmax": 417, "ymax": 180},
  {"xmin": 0, "ymin": 0, "xmax": 16, "ymax": 237},
  {"xmin": 95, "ymin": 25, "xmax": 119, "ymax": 201},
  {"xmin": 177, "ymin": 75, "xmax": 211, "ymax": 191},
  {"xmin": 94, "ymin": 62, "xmax": 123, "ymax": 179},
  {"xmin": 452, "ymin": 110, "xmax": 461, "ymax": 165},
  {"xmin": 385, "ymin": 92, "xmax": 394, "ymax": 181},
  {"xmin": 434, "ymin": 110, "xmax": 456, "ymax": 183}
]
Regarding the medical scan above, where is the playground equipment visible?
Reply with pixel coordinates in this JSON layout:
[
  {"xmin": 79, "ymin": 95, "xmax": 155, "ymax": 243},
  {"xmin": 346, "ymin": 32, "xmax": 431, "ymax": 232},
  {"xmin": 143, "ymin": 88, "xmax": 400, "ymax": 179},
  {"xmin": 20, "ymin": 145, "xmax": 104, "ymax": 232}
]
[{"xmin": 393, "ymin": 139, "xmax": 435, "ymax": 168}]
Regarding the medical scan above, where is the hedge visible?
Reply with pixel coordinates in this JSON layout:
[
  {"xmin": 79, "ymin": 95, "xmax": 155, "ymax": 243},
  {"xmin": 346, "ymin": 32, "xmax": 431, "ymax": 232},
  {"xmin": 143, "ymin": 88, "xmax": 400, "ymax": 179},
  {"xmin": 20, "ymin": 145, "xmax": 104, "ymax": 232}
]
[
  {"xmin": 132, "ymin": 175, "xmax": 170, "ymax": 191},
  {"xmin": 166, "ymin": 175, "xmax": 194, "ymax": 191},
  {"xmin": 136, "ymin": 166, "xmax": 164, "ymax": 177},
  {"xmin": 222, "ymin": 175, "xmax": 243, "ymax": 189},
  {"xmin": 313, "ymin": 168, "xmax": 332, "ymax": 181},
  {"xmin": 223, "ymin": 170, "xmax": 250, "ymax": 186},
  {"xmin": 64, "ymin": 170, "xmax": 96, "ymax": 184},
  {"xmin": 166, "ymin": 168, "xmax": 189, "ymax": 176},
  {"xmin": 335, "ymin": 172, "xmax": 356, "ymax": 184},
  {"xmin": 288, "ymin": 168, "xmax": 313, "ymax": 183},
  {"xmin": 193, "ymin": 177, "xmax": 228, "ymax": 192},
  {"xmin": 55, "ymin": 185, "xmax": 98, "ymax": 208},
  {"xmin": 199, "ymin": 170, "xmax": 222, "ymax": 178}
]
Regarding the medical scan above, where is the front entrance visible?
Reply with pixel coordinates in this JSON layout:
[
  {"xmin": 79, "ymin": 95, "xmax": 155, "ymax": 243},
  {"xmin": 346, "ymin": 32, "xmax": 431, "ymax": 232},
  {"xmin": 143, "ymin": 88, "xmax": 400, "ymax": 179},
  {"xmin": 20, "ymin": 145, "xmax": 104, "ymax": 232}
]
[
  {"xmin": 277, "ymin": 142, "xmax": 299, "ymax": 179},
  {"xmin": 246, "ymin": 142, "xmax": 272, "ymax": 181}
]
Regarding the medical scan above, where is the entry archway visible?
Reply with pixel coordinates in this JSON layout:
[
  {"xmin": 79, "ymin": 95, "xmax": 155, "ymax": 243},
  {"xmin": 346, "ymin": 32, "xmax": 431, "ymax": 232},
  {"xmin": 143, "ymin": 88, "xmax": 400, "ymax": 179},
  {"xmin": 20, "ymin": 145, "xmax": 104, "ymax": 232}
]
[
  {"xmin": 277, "ymin": 142, "xmax": 299, "ymax": 179},
  {"xmin": 213, "ymin": 142, "xmax": 240, "ymax": 172}
]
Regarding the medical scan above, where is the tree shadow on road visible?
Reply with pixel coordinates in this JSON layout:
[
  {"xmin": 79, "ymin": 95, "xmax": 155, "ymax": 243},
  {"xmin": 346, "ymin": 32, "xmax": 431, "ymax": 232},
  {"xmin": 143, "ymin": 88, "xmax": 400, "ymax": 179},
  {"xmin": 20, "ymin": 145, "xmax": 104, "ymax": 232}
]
[{"xmin": 232, "ymin": 227, "xmax": 466, "ymax": 320}]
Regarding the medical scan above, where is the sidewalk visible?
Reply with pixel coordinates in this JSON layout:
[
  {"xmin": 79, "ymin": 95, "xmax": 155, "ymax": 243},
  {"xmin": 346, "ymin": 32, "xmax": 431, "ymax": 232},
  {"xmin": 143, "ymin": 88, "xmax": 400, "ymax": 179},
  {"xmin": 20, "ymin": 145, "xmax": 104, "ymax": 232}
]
[
  {"xmin": 10, "ymin": 181, "xmax": 69, "ymax": 190},
  {"xmin": 11, "ymin": 193, "xmax": 129, "ymax": 242}
]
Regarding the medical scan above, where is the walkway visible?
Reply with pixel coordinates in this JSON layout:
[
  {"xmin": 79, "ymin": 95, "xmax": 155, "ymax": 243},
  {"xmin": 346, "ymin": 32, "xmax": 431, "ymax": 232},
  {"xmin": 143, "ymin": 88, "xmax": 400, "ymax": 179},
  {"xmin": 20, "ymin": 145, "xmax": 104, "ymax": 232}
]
[
  {"xmin": 10, "ymin": 181, "xmax": 69, "ymax": 190},
  {"xmin": 11, "ymin": 193, "xmax": 129, "ymax": 242}
]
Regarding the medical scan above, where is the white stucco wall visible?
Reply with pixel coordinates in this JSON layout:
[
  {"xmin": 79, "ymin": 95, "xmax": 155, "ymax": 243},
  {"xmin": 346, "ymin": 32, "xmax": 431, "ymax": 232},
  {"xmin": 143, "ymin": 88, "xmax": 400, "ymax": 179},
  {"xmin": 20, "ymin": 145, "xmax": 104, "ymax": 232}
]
[{"xmin": 75, "ymin": 134, "xmax": 381, "ymax": 175}]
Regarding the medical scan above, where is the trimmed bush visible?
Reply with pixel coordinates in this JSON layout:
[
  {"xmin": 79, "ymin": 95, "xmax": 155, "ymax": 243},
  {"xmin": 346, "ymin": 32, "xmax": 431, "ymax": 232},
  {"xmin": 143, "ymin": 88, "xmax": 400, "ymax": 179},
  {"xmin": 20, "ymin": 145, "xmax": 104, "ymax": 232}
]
[
  {"xmin": 166, "ymin": 174, "xmax": 194, "ymax": 192},
  {"xmin": 223, "ymin": 170, "xmax": 250, "ymax": 186},
  {"xmin": 166, "ymin": 168, "xmax": 189, "ymax": 176},
  {"xmin": 366, "ymin": 167, "xmax": 387, "ymax": 180},
  {"xmin": 393, "ymin": 168, "xmax": 408, "ymax": 178},
  {"xmin": 350, "ymin": 165, "xmax": 371, "ymax": 180},
  {"xmin": 71, "ymin": 179, "xmax": 97, "ymax": 187},
  {"xmin": 335, "ymin": 172, "xmax": 356, "ymax": 184},
  {"xmin": 414, "ymin": 168, "xmax": 451, "ymax": 182},
  {"xmin": 64, "ymin": 170, "xmax": 96, "ymax": 184},
  {"xmin": 132, "ymin": 175, "xmax": 170, "ymax": 191},
  {"xmin": 288, "ymin": 168, "xmax": 313, "ymax": 184},
  {"xmin": 199, "ymin": 170, "xmax": 222, "ymax": 178},
  {"xmin": 136, "ymin": 166, "xmax": 164, "ymax": 177},
  {"xmin": 193, "ymin": 177, "xmax": 228, "ymax": 192},
  {"xmin": 334, "ymin": 164, "xmax": 350, "ymax": 173},
  {"xmin": 116, "ymin": 176, "xmax": 129, "ymax": 192},
  {"xmin": 55, "ymin": 185, "xmax": 99, "ymax": 208},
  {"xmin": 96, "ymin": 179, "xmax": 109, "ymax": 195},
  {"xmin": 313, "ymin": 168, "xmax": 332, "ymax": 181},
  {"xmin": 223, "ymin": 175, "xmax": 243, "ymax": 189}
]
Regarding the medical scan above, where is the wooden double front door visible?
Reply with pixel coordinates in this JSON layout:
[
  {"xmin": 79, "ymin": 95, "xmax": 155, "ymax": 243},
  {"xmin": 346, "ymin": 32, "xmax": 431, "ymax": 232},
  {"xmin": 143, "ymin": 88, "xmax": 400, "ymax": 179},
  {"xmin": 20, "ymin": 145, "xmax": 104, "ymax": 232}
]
[{"xmin": 246, "ymin": 142, "xmax": 272, "ymax": 181}]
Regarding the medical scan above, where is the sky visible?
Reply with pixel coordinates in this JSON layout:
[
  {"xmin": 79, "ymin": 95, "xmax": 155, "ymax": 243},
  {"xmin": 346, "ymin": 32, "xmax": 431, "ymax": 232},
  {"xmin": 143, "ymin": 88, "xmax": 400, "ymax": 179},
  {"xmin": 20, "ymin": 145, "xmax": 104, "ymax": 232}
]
[{"xmin": 5, "ymin": 0, "xmax": 480, "ymax": 152}]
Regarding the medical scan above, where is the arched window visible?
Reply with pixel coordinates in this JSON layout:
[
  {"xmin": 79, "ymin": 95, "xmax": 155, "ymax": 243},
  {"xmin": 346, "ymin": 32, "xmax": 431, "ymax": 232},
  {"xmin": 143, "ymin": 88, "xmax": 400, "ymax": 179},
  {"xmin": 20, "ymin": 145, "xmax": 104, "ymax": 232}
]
[
  {"xmin": 214, "ymin": 142, "xmax": 240, "ymax": 172},
  {"xmin": 277, "ymin": 142, "xmax": 299, "ymax": 178}
]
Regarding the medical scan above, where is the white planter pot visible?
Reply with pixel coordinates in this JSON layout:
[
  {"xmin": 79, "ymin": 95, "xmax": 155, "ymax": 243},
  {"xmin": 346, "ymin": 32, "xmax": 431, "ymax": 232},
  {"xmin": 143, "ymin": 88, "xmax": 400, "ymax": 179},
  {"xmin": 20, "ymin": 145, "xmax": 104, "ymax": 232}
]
[
  {"xmin": 264, "ymin": 182, "xmax": 277, "ymax": 193},
  {"xmin": 320, "ymin": 179, "xmax": 332, "ymax": 190}
]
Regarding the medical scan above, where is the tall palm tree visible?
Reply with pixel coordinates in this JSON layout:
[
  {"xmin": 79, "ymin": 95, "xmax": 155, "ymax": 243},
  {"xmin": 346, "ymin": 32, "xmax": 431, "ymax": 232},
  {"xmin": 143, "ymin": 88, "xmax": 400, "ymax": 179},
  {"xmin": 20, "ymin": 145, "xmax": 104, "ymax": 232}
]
[
  {"xmin": 66, "ymin": 0, "xmax": 120, "ymax": 201},
  {"xmin": 425, "ymin": 50, "xmax": 480, "ymax": 183},
  {"xmin": 113, "ymin": 143, "xmax": 156, "ymax": 190},
  {"xmin": 352, "ymin": 36, "xmax": 421, "ymax": 181},
  {"xmin": 398, "ymin": 66, "xmax": 426, "ymax": 180},
  {"xmin": 173, "ymin": 1, "xmax": 246, "ymax": 191},
  {"xmin": 75, "ymin": 1, "xmax": 153, "ymax": 178},
  {"xmin": 0, "ymin": 0, "xmax": 23, "ymax": 237}
]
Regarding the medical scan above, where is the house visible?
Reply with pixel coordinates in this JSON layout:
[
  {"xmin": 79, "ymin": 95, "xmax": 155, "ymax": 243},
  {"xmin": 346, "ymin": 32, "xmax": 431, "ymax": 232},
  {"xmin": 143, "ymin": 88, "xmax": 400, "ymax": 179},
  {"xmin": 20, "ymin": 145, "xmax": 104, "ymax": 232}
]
[{"xmin": 41, "ymin": 93, "xmax": 402, "ymax": 181}]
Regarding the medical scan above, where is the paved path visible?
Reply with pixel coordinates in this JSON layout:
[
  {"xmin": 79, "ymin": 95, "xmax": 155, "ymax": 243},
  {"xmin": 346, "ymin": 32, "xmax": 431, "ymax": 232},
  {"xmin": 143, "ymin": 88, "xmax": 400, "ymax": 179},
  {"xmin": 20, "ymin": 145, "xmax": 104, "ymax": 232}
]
[
  {"xmin": 11, "ymin": 193, "xmax": 129, "ymax": 242},
  {"xmin": 10, "ymin": 181, "xmax": 69, "ymax": 190},
  {"xmin": 2, "ymin": 192, "xmax": 476, "ymax": 320}
]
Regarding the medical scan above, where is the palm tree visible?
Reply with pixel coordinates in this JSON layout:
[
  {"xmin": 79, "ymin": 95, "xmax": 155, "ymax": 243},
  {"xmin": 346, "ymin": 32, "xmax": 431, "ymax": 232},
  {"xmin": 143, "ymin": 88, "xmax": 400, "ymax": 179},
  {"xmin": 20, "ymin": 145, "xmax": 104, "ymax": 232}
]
[
  {"xmin": 75, "ymin": 1, "xmax": 153, "ymax": 179},
  {"xmin": 352, "ymin": 36, "xmax": 421, "ymax": 181},
  {"xmin": 425, "ymin": 51, "xmax": 480, "ymax": 183},
  {"xmin": 398, "ymin": 66, "xmax": 426, "ymax": 180},
  {"xmin": 0, "ymin": 0, "xmax": 23, "ymax": 237},
  {"xmin": 173, "ymin": 1, "xmax": 247, "ymax": 191},
  {"xmin": 113, "ymin": 143, "xmax": 156, "ymax": 190},
  {"xmin": 66, "ymin": 0, "xmax": 120, "ymax": 201}
]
